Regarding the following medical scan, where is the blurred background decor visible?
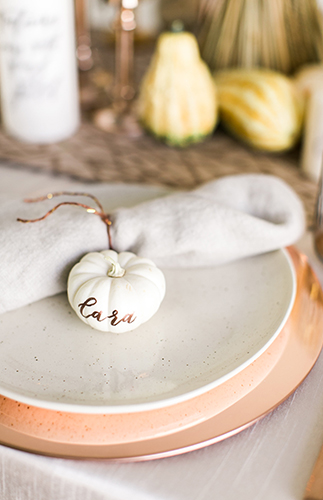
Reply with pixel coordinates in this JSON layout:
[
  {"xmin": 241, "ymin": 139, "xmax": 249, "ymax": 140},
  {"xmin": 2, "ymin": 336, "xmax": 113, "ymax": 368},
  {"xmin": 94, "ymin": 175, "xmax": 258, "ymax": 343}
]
[{"xmin": 0, "ymin": 0, "xmax": 322, "ymax": 224}]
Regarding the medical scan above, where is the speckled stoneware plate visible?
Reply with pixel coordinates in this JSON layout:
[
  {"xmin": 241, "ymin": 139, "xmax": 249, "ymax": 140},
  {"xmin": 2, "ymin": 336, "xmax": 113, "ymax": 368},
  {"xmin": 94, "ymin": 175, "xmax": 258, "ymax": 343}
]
[
  {"xmin": 0, "ymin": 248, "xmax": 295, "ymax": 414},
  {"xmin": 0, "ymin": 317, "xmax": 289, "ymax": 446}
]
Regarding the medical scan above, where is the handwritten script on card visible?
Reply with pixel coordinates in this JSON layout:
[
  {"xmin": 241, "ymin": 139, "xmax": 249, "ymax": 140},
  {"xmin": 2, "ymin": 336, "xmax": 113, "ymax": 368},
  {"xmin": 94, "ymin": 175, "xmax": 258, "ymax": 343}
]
[{"xmin": 78, "ymin": 297, "xmax": 137, "ymax": 327}]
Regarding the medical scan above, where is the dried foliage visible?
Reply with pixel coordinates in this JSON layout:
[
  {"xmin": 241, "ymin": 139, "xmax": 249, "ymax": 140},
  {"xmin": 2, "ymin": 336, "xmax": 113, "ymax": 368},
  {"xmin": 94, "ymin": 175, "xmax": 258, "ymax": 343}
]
[{"xmin": 198, "ymin": 0, "xmax": 323, "ymax": 74}]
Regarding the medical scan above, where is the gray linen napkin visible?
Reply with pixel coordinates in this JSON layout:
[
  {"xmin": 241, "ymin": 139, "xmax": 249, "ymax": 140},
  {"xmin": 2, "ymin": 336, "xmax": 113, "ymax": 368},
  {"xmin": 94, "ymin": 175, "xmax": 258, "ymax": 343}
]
[
  {"xmin": 111, "ymin": 174, "xmax": 305, "ymax": 267},
  {"xmin": 0, "ymin": 174, "xmax": 305, "ymax": 314}
]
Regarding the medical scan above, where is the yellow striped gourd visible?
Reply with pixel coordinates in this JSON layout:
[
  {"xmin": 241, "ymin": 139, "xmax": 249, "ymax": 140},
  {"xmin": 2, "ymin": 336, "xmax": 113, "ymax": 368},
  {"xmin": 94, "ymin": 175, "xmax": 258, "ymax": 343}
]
[
  {"xmin": 214, "ymin": 69, "xmax": 304, "ymax": 152},
  {"xmin": 138, "ymin": 31, "xmax": 218, "ymax": 147}
]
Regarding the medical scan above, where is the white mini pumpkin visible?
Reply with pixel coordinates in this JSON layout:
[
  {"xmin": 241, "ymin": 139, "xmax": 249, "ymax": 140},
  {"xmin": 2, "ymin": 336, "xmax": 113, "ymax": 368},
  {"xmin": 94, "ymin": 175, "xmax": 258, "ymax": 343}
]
[{"xmin": 67, "ymin": 250, "xmax": 166, "ymax": 333}]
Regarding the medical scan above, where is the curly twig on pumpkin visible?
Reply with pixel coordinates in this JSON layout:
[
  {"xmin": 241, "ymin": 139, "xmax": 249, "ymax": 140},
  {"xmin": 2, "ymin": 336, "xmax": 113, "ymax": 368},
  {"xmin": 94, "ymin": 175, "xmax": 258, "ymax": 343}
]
[{"xmin": 17, "ymin": 191, "xmax": 113, "ymax": 250}]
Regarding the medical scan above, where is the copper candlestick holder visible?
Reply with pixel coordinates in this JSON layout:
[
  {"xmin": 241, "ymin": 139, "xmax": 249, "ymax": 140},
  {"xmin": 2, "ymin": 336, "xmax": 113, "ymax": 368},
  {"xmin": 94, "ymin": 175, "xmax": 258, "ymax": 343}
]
[
  {"xmin": 75, "ymin": 0, "xmax": 94, "ymax": 71},
  {"xmin": 93, "ymin": 0, "xmax": 143, "ymax": 137},
  {"xmin": 75, "ymin": 0, "xmax": 106, "ymax": 111}
]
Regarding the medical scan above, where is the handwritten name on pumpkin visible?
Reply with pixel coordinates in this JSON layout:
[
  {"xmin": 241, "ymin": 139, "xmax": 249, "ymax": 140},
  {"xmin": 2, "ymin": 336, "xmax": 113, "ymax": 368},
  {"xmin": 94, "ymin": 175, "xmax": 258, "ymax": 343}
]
[{"xmin": 78, "ymin": 297, "xmax": 137, "ymax": 326}]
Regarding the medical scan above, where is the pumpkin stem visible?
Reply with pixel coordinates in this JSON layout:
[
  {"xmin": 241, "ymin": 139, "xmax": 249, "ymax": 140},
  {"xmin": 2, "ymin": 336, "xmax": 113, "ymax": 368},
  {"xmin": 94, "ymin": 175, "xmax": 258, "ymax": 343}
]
[
  {"xmin": 17, "ymin": 192, "xmax": 114, "ymax": 250},
  {"xmin": 105, "ymin": 256, "xmax": 125, "ymax": 278},
  {"xmin": 171, "ymin": 19, "xmax": 184, "ymax": 33}
]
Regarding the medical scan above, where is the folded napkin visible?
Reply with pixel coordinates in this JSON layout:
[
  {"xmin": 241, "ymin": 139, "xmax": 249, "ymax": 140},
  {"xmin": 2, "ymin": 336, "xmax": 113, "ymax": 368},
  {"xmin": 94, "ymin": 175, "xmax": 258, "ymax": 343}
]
[{"xmin": 0, "ymin": 174, "xmax": 305, "ymax": 314}]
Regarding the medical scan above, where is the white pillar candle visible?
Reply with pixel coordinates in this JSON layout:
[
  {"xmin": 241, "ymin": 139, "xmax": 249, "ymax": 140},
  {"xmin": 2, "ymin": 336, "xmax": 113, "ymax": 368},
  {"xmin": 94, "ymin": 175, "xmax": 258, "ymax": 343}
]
[
  {"xmin": 295, "ymin": 65, "xmax": 323, "ymax": 183},
  {"xmin": 301, "ymin": 90, "xmax": 323, "ymax": 182},
  {"xmin": 0, "ymin": 0, "xmax": 80, "ymax": 143}
]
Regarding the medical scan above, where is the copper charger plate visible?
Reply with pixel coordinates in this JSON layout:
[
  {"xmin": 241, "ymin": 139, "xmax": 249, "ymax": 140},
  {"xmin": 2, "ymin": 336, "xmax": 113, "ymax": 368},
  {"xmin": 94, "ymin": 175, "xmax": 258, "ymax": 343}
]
[{"xmin": 0, "ymin": 247, "xmax": 322, "ymax": 461}]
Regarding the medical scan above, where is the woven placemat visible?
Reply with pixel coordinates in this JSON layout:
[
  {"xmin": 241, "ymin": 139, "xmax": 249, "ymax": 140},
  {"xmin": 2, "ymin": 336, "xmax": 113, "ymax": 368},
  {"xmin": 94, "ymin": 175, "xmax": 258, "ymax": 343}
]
[{"xmin": 0, "ymin": 122, "xmax": 316, "ymax": 227}]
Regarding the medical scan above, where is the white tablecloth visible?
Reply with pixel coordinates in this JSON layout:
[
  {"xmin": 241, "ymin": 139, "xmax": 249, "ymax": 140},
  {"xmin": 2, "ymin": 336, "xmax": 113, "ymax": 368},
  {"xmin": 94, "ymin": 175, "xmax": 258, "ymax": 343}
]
[{"xmin": 0, "ymin": 163, "xmax": 322, "ymax": 500}]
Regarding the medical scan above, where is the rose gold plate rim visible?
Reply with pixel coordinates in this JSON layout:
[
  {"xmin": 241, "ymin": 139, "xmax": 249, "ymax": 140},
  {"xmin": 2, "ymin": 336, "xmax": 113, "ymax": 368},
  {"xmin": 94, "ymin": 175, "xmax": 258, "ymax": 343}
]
[{"xmin": 0, "ymin": 247, "xmax": 322, "ymax": 461}]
